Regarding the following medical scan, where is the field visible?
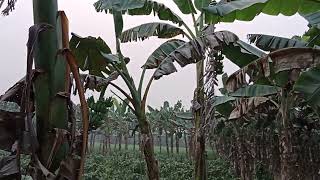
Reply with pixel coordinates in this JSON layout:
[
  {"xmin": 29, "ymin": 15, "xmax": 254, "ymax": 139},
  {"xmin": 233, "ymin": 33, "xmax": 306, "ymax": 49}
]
[{"xmin": 84, "ymin": 147, "xmax": 237, "ymax": 180}]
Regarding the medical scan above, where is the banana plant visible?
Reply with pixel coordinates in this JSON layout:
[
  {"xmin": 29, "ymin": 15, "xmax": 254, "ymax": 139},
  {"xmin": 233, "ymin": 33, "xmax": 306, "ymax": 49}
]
[
  {"xmin": 87, "ymin": 95, "xmax": 113, "ymax": 153},
  {"xmin": 68, "ymin": 0, "xmax": 263, "ymax": 178},
  {"xmin": 108, "ymin": 99, "xmax": 133, "ymax": 150},
  {"xmin": 212, "ymin": 35, "xmax": 320, "ymax": 178},
  {"xmin": 105, "ymin": 0, "xmax": 266, "ymax": 178},
  {"xmin": 147, "ymin": 106, "xmax": 163, "ymax": 152}
]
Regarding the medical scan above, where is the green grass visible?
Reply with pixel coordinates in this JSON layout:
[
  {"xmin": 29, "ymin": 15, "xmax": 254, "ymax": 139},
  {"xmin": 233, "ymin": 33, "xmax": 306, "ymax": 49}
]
[
  {"xmin": 1, "ymin": 147, "xmax": 236, "ymax": 180},
  {"xmin": 85, "ymin": 149, "xmax": 237, "ymax": 180}
]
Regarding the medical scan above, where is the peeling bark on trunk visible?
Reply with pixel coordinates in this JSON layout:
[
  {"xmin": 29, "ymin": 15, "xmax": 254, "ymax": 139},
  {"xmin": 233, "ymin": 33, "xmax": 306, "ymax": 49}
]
[
  {"xmin": 280, "ymin": 92, "xmax": 296, "ymax": 180},
  {"xmin": 194, "ymin": 57, "xmax": 206, "ymax": 180},
  {"xmin": 195, "ymin": 133, "xmax": 206, "ymax": 180},
  {"xmin": 139, "ymin": 119, "xmax": 159, "ymax": 180}
]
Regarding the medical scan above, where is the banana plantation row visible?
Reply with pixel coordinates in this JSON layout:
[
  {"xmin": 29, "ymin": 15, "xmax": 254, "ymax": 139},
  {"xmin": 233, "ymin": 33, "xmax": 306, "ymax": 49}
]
[{"xmin": 1, "ymin": 0, "xmax": 320, "ymax": 180}]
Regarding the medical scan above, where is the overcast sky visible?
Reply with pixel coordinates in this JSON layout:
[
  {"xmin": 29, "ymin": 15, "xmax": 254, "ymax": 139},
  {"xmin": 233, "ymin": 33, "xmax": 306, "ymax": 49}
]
[{"xmin": 0, "ymin": 0, "xmax": 309, "ymax": 108}]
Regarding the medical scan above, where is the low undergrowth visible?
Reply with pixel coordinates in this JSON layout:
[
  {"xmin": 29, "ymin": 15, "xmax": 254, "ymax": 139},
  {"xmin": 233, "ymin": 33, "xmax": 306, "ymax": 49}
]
[{"xmin": 84, "ymin": 151, "xmax": 236, "ymax": 180}]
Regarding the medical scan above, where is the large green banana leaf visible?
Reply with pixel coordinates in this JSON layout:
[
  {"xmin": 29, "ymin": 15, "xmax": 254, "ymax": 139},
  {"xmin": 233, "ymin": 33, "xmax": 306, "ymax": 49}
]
[
  {"xmin": 222, "ymin": 39, "xmax": 265, "ymax": 68},
  {"xmin": 144, "ymin": 39, "xmax": 186, "ymax": 69},
  {"xmin": 211, "ymin": 96, "xmax": 235, "ymax": 117},
  {"xmin": 229, "ymin": 84, "xmax": 281, "ymax": 97},
  {"xmin": 95, "ymin": 0, "xmax": 184, "ymax": 25},
  {"xmin": 172, "ymin": 0, "xmax": 197, "ymax": 14},
  {"xmin": 69, "ymin": 33, "xmax": 113, "ymax": 77},
  {"xmin": 194, "ymin": 0, "xmax": 211, "ymax": 11},
  {"xmin": 128, "ymin": 0, "xmax": 184, "ymax": 25},
  {"xmin": 248, "ymin": 34, "xmax": 308, "ymax": 51},
  {"xmin": 94, "ymin": 0, "xmax": 145, "ymax": 11},
  {"xmin": 203, "ymin": 0, "xmax": 320, "ymax": 24},
  {"xmin": 120, "ymin": 22, "xmax": 187, "ymax": 43},
  {"xmin": 153, "ymin": 31, "xmax": 238, "ymax": 79},
  {"xmin": 212, "ymin": 96, "xmax": 236, "ymax": 107},
  {"xmin": 152, "ymin": 30, "xmax": 264, "ymax": 79}
]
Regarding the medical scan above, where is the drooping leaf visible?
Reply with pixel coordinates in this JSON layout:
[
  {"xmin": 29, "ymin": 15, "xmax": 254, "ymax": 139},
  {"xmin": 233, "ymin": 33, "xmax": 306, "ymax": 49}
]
[
  {"xmin": 248, "ymin": 34, "xmax": 308, "ymax": 51},
  {"xmin": 212, "ymin": 96, "xmax": 236, "ymax": 107},
  {"xmin": 222, "ymin": 40, "xmax": 265, "ymax": 68},
  {"xmin": 121, "ymin": 23, "xmax": 186, "ymax": 43},
  {"xmin": 226, "ymin": 48, "xmax": 320, "ymax": 92},
  {"xmin": 95, "ymin": 0, "xmax": 184, "ymax": 25},
  {"xmin": 69, "ymin": 33, "xmax": 112, "ymax": 77},
  {"xmin": 229, "ymin": 84, "xmax": 281, "ymax": 97},
  {"xmin": 302, "ymin": 10, "xmax": 320, "ymax": 28},
  {"xmin": 203, "ymin": 0, "xmax": 320, "ymax": 24},
  {"xmin": 153, "ymin": 31, "xmax": 239, "ymax": 79},
  {"xmin": 0, "ymin": 77, "xmax": 28, "ymax": 108},
  {"xmin": 194, "ymin": 0, "xmax": 211, "ymax": 11},
  {"xmin": 229, "ymin": 97, "xmax": 269, "ymax": 120},
  {"xmin": 94, "ymin": 0, "xmax": 145, "ymax": 11},
  {"xmin": 80, "ymin": 72, "xmax": 119, "ymax": 91},
  {"xmin": 173, "ymin": 0, "xmax": 197, "ymax": 14},
  {"xmin": 144, "ymin": 39, "xmax": 186, "ymax": 69},
  {"xmin": 128, "ymin": 1, "xmax": 184, "ymax": 25},
  {"xmin": 211, "ymin": 96, "xmax": 235, "ymax": 117},
  {"xmin": 294, "ymin": 67, "xmax": 320, "ymax": 107}
]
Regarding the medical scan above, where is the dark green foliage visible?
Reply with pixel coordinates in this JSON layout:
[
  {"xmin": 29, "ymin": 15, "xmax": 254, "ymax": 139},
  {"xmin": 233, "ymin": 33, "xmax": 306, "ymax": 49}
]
[
  {"xmin": 203, "ymin": 0, "xmax": 320, "ymax": 24},
  {"xmin": 248, "ymin": 34, "xmax": 308, "ymax": 51},
  {"xmin": 121, "ymin": 23, "xmax": 186, "ymax": 43},
  {"xmin": 69, "ymin": 33, "xmax": 113, "ymax": 77},
  {"xmin": 88, "ymin": 96, "xmax": 113, "ymax": 130}
]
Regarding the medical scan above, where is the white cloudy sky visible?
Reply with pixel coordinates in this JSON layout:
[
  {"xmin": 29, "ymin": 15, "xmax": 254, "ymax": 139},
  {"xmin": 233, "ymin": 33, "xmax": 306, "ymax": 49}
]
[{"xmin": 0, "ymin": 0, "xmax": 309, "ymax": 108}]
